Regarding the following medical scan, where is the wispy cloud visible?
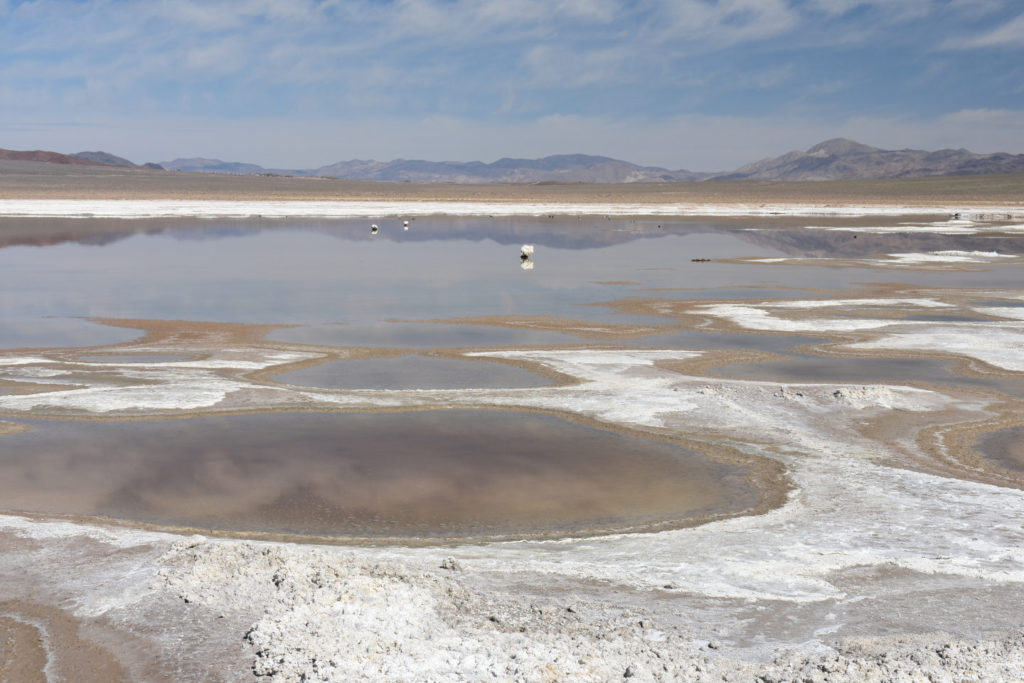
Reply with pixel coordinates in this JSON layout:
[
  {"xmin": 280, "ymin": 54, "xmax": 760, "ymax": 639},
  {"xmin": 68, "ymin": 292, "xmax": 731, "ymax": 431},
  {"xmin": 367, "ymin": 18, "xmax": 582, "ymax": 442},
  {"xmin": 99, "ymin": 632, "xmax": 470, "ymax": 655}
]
[{"xmin": 948, "ymin": 12, "xmax": 1024, "ymax": 48}]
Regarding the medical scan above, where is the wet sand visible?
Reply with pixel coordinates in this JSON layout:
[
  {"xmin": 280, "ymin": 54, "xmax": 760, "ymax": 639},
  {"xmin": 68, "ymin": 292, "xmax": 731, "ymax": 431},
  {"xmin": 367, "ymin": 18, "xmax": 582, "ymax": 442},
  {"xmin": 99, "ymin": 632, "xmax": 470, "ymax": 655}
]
[{"xmin": 0, "ymin": 600, "xmax": 128, "ymax": 682}]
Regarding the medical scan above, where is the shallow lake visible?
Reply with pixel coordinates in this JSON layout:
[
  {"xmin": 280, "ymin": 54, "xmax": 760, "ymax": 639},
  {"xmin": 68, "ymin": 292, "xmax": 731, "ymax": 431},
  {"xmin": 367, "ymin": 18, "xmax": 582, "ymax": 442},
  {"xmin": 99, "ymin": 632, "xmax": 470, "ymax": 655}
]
[
  {"xmin": 3, "ymin": 215, "xmax": 1022, "ymax": 350},
  {"xmin": 2, "ymin": 215, "xmax": 1023, "ymax": 539}
]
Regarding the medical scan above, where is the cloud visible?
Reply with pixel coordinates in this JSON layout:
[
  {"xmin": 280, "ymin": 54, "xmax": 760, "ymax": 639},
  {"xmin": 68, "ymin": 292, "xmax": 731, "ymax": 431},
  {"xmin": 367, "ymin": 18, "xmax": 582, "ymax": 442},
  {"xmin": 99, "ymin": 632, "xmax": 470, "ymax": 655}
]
[
  {"xmin": 806, "ymin": 0, "xmax": 932, "ymax": 21},
  {"xmin": 948, "ymin": 12, "xmax": 1024, "ymax": 48}
]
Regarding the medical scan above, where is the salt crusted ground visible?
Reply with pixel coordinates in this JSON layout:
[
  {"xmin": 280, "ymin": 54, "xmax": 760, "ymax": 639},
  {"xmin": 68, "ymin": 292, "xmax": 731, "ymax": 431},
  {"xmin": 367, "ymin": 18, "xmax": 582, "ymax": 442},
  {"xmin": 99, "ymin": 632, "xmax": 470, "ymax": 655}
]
[
  {"xmin": 4, "ymin": 200, "xmax": 1024, "ymax": 680},
  {"xmin": 736, "ymin": 250, "xmax": 1022, "ymax": 270},
  {"xmin": 2, "ymin": 298, "xmax": 1024, "ymax": 679},
  {"xmin": 0, "ymin": 198, "xmax": 1022, "ymax": 219}
]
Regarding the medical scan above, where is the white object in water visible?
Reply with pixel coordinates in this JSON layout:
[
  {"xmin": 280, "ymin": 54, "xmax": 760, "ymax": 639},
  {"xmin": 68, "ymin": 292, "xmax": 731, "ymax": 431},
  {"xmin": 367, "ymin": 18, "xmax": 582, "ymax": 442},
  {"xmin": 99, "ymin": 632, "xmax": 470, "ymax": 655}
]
[
  {"xmin": 371, "ymin": 224, "xmax": 379, "ymax": 235},
  {"xmin": 403, "ymin": 220, "xmax": 410, "ymax": 230},
  {"xmin": 521, "ymin": 244, "xmax": 534, "ymax": 257}
]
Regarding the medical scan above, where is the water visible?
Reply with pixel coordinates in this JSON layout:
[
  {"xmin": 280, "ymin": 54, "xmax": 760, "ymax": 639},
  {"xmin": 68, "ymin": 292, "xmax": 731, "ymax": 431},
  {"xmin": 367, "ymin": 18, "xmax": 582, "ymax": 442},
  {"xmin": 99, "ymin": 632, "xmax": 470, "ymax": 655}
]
[
  {"xmin": 0, "ymin": 411, "xmax": 757, "ymax": 539},
  {"xmin": 716, "ymin": 354, "xmax": 1024, "ymax": 398},
  {"xmin": 271, "ymin": 355, "xmax": 554, "ymax": 390},
  {"xmin": 975, "ymin": 425, "xmax": 1024, "ymax": 474},
  {"xmin": 2, "ymin": 217, "xmax": 1021, "ymax": 349},
  {"xmin": 3, "ymin": 215, "xmax": 1023, "ymax": 539}
]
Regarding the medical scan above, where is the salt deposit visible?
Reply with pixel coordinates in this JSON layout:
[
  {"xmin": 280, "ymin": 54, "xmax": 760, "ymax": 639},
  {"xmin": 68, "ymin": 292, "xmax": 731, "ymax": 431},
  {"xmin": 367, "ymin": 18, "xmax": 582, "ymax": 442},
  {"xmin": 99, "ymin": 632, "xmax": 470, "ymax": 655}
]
[
  {"xmin": 1, "ymin": 198, "xmax": 1023, "ymax": 219},
  {"xmin": 886, "ymin": 250, "xmax": 1015, "ymax": 265},
  {"xmin": 1, "ymin": 329, "xmax": 1023, "ymax": 680},
  {"xmin": 740, "ymin": 251, "xmax": 1020, "ymax": 269},
  {"xmin": 813, "ymin": 219, "xmax": 1024, "ymax": 234},
  {"xmin": 685, "ymin": 295, "xmax": 1024, "ymax": 373},
  {"xmin": 3, "ymin": 270, "xmax": 1024, "ymax": 678}
]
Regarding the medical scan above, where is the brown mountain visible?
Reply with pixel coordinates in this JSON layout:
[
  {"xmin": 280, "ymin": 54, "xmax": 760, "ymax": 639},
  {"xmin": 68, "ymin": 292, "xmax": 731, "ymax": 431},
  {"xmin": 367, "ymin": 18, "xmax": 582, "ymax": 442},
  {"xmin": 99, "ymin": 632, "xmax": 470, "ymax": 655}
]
[
  {"xmin": 0, "ymin": 148, "xmax": 108, "ymax": 166},
  {"xmin": 712, "ymin": 138, "xmax": 1024, "ymax": 181}
]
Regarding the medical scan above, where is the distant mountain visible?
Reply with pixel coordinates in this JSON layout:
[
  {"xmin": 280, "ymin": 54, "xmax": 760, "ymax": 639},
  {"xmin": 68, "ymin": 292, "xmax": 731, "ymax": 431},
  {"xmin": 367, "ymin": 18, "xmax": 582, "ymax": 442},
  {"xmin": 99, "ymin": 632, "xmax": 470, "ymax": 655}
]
[
  {"xmin": 73, "ymin": 150, "xmax": 137, "ymax": 167},
  {"xmin": 0, "ymin": 148, "xmax": 107, "ymax": 166},
  {"xmin": 160, "ymin": 157, "xmax": 266, "ymax": 174},
  {"xmin": 5, "ymin": 140, "xmax": 1024, "ymax": 183},
  {"xmin": 160, "ymin": 153, "xmax": 709, "ymax": 183},
  {"xmin": 711, "ymin": 138, "xmax": 1024, "ymax": 181}
]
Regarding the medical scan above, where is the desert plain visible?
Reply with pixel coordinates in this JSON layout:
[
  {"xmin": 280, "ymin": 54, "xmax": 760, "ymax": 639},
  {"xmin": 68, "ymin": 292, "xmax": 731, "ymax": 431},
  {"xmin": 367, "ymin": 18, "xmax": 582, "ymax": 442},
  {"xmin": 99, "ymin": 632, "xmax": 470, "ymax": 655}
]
[{"xmin": 2, "ymin": 163, "xmax": 1024, "ymax": 681}]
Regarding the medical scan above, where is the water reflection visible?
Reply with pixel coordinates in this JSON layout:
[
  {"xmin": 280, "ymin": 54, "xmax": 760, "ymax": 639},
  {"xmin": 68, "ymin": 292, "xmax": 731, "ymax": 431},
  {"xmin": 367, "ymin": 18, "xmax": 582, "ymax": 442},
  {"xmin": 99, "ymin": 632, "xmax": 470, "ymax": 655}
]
[
  {"xmin": 267, "ymin": 322, "xmax": 578, "ymax": 348},
  {"xmin": 0, "ymin": 317, "xmax": 140, "ymax": 349},
  {"xmin": 3, "ymin": 215, "xmax": 1023, "ymax": 355},
  {"xmin": 716, "ymin": 354, "xmax": 1024, "ymax": 398},
  {"xmin": 0, "ymin": 411, "xmax": 758, "ymax": 539},
  {"xmin": 976, "ymin": 425, "xmax": 1024, "ymax": 473},
  {"xmin": 272, "ymin": 355, "xmax": 554, "ymax": 390}
]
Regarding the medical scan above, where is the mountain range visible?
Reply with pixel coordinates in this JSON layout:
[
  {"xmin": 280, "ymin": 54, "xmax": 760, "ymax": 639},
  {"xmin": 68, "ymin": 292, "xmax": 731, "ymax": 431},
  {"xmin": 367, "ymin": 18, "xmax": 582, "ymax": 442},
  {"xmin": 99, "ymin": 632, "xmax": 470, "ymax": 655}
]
[
  {"xmin": 159, "ymin": 153, "xmax": 709, "ymax": 183},
  {"xmin": 713, "ymin": 138, "xmax": 1024, "ymax": 181},
  {"xmin": 3, "ymin": 139, "xmax": 1023, "ymax": 183}
]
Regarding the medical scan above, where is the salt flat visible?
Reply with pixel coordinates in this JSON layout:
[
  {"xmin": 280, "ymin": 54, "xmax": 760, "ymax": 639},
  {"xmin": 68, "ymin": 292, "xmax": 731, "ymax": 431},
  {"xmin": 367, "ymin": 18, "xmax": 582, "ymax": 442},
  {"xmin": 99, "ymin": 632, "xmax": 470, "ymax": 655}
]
[{"xmin": 2, "ymin": 168, "xmax": 1024, "ymax": 680}]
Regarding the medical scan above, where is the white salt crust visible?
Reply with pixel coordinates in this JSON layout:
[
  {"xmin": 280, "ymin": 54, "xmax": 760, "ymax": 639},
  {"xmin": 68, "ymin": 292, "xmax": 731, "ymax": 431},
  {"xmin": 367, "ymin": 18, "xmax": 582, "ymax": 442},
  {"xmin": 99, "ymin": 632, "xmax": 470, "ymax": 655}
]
[
  {"xmin": 0, "ymin": 199, "xmax": 1022, "ymax": 219},
  {"xmin": 694, "ymin": 298, "xmax": 1024, "ymax": 372},
  {"xmin": 744, "ymin": 251, "xmax": 1019, "ymax": 268},
  {"xmin": 1, "ymin": 341, "xmax": 1024, "ymax": 680}
]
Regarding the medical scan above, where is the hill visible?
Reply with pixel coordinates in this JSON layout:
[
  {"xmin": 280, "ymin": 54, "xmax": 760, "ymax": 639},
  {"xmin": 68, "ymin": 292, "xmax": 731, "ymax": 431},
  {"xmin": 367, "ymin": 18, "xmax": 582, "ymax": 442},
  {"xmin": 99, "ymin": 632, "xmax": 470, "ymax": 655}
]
[
  {"xmin": 712, "ymin": 138, "xmax": 1024, "ymax": 181},
  {"xmin": 0, "ymin": 148, "xmax": 107, "ymax": 166}
]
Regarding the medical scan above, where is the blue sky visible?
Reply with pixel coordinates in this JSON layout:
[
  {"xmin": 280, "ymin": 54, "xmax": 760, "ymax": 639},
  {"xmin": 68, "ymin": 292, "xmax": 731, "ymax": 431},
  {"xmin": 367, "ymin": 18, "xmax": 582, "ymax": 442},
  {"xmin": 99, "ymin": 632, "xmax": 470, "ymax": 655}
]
[{"xmin": 1, "ymin": 0, "xmax": 1022, "ymax": 170}]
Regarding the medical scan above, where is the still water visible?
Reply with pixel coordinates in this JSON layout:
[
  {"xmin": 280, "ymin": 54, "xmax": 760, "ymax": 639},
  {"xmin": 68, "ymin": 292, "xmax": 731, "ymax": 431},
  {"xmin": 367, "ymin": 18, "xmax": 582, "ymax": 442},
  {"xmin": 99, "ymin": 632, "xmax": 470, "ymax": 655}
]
[
  {"xmin": 2, "ymin": 216, "xmax": 1023, "ymax": 349},
  {"xmin": 0, "ymin": 411, "xmax": 756, "ymax": 539}
]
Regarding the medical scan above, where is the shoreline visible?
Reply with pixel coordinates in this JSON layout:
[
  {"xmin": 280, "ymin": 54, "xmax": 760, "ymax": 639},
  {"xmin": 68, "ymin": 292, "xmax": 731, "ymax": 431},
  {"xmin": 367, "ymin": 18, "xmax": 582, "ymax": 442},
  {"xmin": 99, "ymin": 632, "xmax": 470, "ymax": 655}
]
[{"xmin": 1, "ymin": 197, "xmax": 1023, "ymax": 219}]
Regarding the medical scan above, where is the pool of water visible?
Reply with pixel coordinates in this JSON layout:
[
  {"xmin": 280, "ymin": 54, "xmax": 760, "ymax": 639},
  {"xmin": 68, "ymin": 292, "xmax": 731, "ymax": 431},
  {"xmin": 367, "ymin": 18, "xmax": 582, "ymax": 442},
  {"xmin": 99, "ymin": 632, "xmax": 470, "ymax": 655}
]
[
  {"xmin": 267, "ymin": 322, "xmax": 580, "ymax": 348},
  {"xmin": 0, "ymin": 411, "xmax": 758, "ymax": 539},
  {"xmin": 716, "ymin": 353, "xmax": 1024, "ymax": 398},
  {"xmin": 975, "ymin": 424, "xmax": 1024, "ymax": 474},
  {"xmin": 0, "ymin": 317, "xmax": 140, "ymax": 349},
  {"xmin": 271, "ymin": 355, "xmax": 554, "ymax": 390}
]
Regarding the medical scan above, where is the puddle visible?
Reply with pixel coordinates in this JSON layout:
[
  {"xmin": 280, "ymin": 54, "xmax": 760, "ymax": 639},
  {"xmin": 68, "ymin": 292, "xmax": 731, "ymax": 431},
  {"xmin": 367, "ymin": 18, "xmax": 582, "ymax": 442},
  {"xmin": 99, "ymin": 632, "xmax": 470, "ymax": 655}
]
[
  {"xmin": 271, "ymin": 355, "xmax": 554, "ymax": 390},
  {"xmin": 633, "ymin": 330, "xmax": 822, "ymax": 352},
  {"xmin": 267, "ymin": 322, "xmax": 577, "ymax": 348},
  {"xmin": 901, "ymin": 314, "xmax": 988, "ymax": 323},
  {"xmin": 0, "ymin": 411, "xmax": 758, "ymax": 540},
  {"xmin": 975, "ymin": 425, "xmax": 1024, "ymax": 473},
  {"xmin": 0, "ymin": 318, "xmax": 140, "ymax": 350},
  {"xmin": 972, "ymin": 300, "xmax": 1024, "ymax": 308},
  {"xmin": 716, "ymin": 354, "xmax": 1024, "ymax": 398}
]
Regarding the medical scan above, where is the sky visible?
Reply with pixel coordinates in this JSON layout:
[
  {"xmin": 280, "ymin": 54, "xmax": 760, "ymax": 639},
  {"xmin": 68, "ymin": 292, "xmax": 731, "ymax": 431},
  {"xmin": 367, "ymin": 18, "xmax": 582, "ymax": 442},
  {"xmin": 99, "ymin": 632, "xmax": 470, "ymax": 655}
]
[{"xmin": 1, "ymin": 0, "xmax": 1023, "ymax": 171}]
